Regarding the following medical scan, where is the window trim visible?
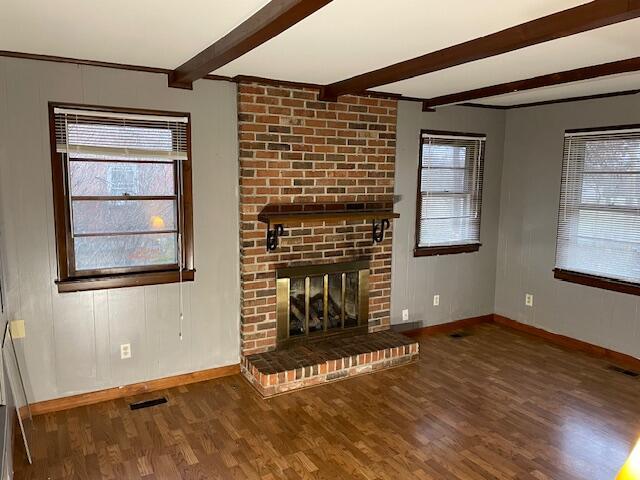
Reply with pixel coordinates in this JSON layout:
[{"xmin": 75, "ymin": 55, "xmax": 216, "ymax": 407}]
[
  {"xmin": 414, "ymin": 129, "xmax": 485, "ymax": 257},
  {"xmin": 48, "ymin": 102, "xmax": 195, "ymax": 292},
  {"xmin": 554, "ymin": 268, "xmax": 640, "ymax": 296},
  {"xmin": 554, "ymin": 123, "xmax": 640, "ymax": 295},
  {"xmin": 414, "ymin": 243, "xmax": 481, "ymax": 257}
]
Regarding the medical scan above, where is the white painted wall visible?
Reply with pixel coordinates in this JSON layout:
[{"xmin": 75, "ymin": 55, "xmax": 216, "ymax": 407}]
[
  {"xmin": 0, "ymin": 58, "xmax": 240, "ymax": 403},
  {"xmin": 495, "ymin": 94, "xmax": 640, "ymax": 360},
  {"xmin": 391, "ymin": 101, "xmax": 505, "ymax": 327}
]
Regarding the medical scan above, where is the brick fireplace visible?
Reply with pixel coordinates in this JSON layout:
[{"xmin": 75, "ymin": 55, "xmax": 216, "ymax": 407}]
[
  {"xmin": 238, "ymin": 82, "xmax": 398, "ymax": 353},
  {"xmin": 237, "ymin": 81, "xmax": 418, "ymax": 395}
]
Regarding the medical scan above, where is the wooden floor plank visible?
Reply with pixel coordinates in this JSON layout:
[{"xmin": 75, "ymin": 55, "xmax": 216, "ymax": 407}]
[{"xmin": 14, "ymin": 324, "xmax": 640, "ymax": 479}]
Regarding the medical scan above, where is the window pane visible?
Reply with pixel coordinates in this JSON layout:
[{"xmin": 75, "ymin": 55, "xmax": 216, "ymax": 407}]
[
  {"xmin": 418, "ymin": 134, "xmax": 484, "ymax": 249},
  {"xmin": 72, "ymin": 200, "xmax": 176, "ymax": 234},
  {"xmin": 556, "ymin": 237, "xmax": 640, "ymax": 284},
  {"xmin": 584, "ymin": 138, "xmax": 640, "ymax": 171},
  {"xmin": 557, "ymin": 129, "xmax": 640, "ymax": 284},
  {"xmin": 421, "ymin": 196, "xmax": 473, "ymax": 219},
  {"xmin": 74, "ymin": 233, "xmax": 177, "ymax": 270},
  {"xmin": 574, "ymin": 210, "xmax": 640, "ymax": 243},
  {"xmin": 422, "ymin": 144, "xmax": 466, "ymax": 168},
  {"xmin": 419, "ymin": 218, "xmax": 480, "ymax": 246},
  {"xmin": 581, "ymin": 173, "xmax": 640, "ymax": 208},
  {"xmin": 69, "ymin": 161, "xmax": 174, "ymax": 196},
  {"xmin": 421, "ymin": 168, "xmax": 467, "ymax": 193}
]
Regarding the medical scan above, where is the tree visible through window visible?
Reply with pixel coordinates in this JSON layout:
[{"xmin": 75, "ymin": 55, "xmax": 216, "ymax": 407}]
[
  {"xmin": 555, "ymin": 125, "xmax": 640, "ymax": 287},
  {"xmin": 49, "ymin": 104, "xmax": 194, "ymax": 292},
  {"xmin": 415, "ymin": 130, "xmax": 486, "ymax": 256}
]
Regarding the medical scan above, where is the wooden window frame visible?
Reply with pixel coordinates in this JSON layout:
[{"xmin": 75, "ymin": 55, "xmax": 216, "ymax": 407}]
[
  {"xmin": 414, "ymin": 129, "xmax": 484, "ymax": 257},
  {"xmin": 554, "ymin": 123, "xmax": 640, "ymax": 296},
  {"xmin": 554, "ymin": 268, "xmax": 640, "ymax": 296},
  {"xmin": 49, "ymin": 102, "xmax": 195, "ymax": 293}
]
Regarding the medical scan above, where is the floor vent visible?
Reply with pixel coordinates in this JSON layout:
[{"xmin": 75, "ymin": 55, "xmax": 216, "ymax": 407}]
[
  {"xmin": 449, "ymin": 331, "xmax": 469, "ymax": 339},
  {"xmin": 607, "ymin": 365, "xmax": 639, "ymax": 377},
  {"xmin": 129, "ymin": 397, "xmax": 168, "ymax": 410}
]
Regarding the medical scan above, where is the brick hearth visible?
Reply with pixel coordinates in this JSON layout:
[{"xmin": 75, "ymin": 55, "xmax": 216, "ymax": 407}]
[{"xmin": 242, "ymin": 330, "xmax": 419, "ymax": 397}]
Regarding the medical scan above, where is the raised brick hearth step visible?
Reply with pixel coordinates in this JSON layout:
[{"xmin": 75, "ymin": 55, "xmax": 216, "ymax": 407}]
[{"xmin": 242, "ymin": 330, "xmax": 419, "ymax": 397}]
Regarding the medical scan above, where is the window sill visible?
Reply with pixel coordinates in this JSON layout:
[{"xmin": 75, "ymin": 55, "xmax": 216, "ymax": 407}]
[
  {"xmin": 553, "ymin": 269, "xmax": 640, "ymax": 296},
  {"xmin": 56, "ymin": 269, "xmax": 195, "ymax": 293},
  {"xmin": 414, "ymin": 243, "xmax": 481, "ymax": 257}
]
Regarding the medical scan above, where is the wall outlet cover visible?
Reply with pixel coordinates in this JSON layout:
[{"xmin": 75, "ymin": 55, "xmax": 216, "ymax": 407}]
[
  {"xmin": 120, "ymin": 343, "xmax": 131, "ymax": 359},
  {"xmin": 402, "ymin": 309, "xmax": 409, "ymax": 322},
  {"xmin": 525, "ymin": 294, "xmax": 534, "ymax": 307},
  {"xmin": 433, "ymin": 294, "xmax": 440, "ymax": 307},
  {"xmin": 10, "ymin": 320, "xmax": 25, "ymax": 339}
]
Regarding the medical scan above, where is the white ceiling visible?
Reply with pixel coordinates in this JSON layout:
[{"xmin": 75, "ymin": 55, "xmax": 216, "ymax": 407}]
[
  {"xmin": 1, "ymin": 0, "xmax": 639, "ymax": 106},
  {"xmin": 0, "ymin": 0, "xmax": 270, "ymax": 68}
]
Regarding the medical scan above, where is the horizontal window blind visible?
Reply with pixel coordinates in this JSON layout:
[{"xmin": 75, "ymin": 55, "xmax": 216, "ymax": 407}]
[
  {"xmin": 418, "ymin": 132, "xmax": 486, "ymax": 247},
  {"xmin": 54, "ymin": 107, "xmax": 189, "ymax": 161},
  {"xmin": 556, "ymin": 127, "xmax": 640, "ymax": 283},
  {"xmin": 52, "ymin": 107, "xmax": 190, "ymax": 274}
]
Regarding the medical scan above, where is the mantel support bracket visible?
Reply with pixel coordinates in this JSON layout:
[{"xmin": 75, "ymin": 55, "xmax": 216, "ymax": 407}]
[
  {"xmin": 266, "ymin": 223, "xmax": 285, "ymax": 251},
  {"xmin": 372, "ymin": 219, "xmax": 390, "ymax": 244}
]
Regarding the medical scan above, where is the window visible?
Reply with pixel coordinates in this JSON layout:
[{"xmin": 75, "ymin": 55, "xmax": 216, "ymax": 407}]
[
  {"xmin": 415, "ymin": 130, "xmax": 486, "ymax": 256},
  {"xmin": 555, "ymin": 125, "xmax": 640, "ymax": 294},
  {"xmin": 49, "ymin": 103, "xmax": 194, "ymax": 292}
]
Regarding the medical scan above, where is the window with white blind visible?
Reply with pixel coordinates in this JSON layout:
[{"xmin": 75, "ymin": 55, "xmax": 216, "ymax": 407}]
[
  {"xmin": 415, "ymin": 130, "xmax": 486, "ymax": 256},
  {"xmin": 49, "ymin": 103, "xmax": 194, "ymax": 292},
  {"xmin": 555, "ymin": 125, "xmax": 640, "ymax": 293}
]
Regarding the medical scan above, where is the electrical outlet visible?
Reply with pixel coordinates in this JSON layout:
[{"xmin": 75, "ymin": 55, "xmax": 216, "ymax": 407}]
[
  {"xmin": 402, "ymin": 309, "xmax": 409, "ymax": 322},
  {"xmin": 120, "ymin": 343, "xmax": 131, "ymax": 359},
  {"xmin": 525, "ymin": 294, "xmax": 534, "ymax": 307},
  {"xmin": 10, "ymin": 320, "xmax": 25, "ymax": 339},
  {"xmin": 433, "ymin": 294, "xmax": 440, "ymax": 306}
]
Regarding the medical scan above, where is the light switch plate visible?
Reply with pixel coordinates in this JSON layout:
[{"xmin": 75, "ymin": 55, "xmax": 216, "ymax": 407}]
[
  {"xmin": 402, "ymin": 309, "xmax": 409, "ymax": 322},
  {"xmin": 10, "ymin": 320, "xmax": 25, "ymax": 339},
  {"xmin": 433, "ymin": 294, "xmax": 440, "ymax": 306}
]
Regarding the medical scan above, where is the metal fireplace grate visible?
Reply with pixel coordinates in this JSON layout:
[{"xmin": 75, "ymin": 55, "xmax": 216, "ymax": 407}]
[{"xmin": 276, "ymin": 260, "xmax": 369, "ymax": 348}]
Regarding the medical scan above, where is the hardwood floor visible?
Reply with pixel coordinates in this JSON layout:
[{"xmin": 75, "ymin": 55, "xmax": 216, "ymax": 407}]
[{"xmin": 14, "ymin": 323, "xmax": 640, "ymax": 479}]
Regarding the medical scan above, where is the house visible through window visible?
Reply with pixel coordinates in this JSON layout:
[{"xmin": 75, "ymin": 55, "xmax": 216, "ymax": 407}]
[
  {"xmin": 50, "ymin": 103, "xmax": 194, "ymax": 292},
  {"xmin": 555, "ymin": 125, "xmax": 640, "ymax": 292},
  {"xmin": 415, "ymin": 130, "xmax": 486, "ymax": 256}
]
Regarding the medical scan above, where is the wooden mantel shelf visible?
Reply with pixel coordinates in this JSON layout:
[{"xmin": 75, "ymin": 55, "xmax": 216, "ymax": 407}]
[
  {"xmin": 257, "ymin": 207, "xmax": 400, "ymax": 252},
  {"xmin": 257, "ymin": 209, "xmax": 400, "ymax": 226}
]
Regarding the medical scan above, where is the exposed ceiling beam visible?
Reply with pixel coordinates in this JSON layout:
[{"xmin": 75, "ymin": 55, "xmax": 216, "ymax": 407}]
[
  {"xmin": 319, "ymin": 0, "xmax": 640, "ymax": 101},
  {"xmin": 507, "ymin": 87, "xmax": 640, "ymax": 109},
  {"xmin": 168, "ymin": 0, "xmax": 332, "ymax": 89},
  {"xmin": 422, "ymin": 57, "xmax": 640, "ymax": 109}
]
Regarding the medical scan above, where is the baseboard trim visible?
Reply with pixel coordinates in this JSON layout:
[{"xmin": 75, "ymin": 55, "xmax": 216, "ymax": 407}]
[
  {"xmin": 29, "ymin": 363, "xmax": 240, "ymax": 416},
  {"xmin": 28, "ymin": 314, "xmax": 640, "ymax": 415},
  {"xmin": 403, "ymin": 314, "xmax": 493, "ymax": 337},
  {"xmin": 404, "ymin": 313, "xmax": 640, "ymax": 371},
  {"xmin": 492, "ymin": 314, "xmax": 640, "ymax": 371}
]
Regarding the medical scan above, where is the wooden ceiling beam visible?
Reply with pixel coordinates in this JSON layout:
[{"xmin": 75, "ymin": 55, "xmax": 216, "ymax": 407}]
[
  {"xmin": 422, "ymin": 57, "xmax": 640, "ymax": 109},
  {"xmin": 319, "ymin": 0, "xmax": 640, "ymax": 101},
  {"xmin": 168, "ymin": 0, "xmax": 332, "ymax": 89}
]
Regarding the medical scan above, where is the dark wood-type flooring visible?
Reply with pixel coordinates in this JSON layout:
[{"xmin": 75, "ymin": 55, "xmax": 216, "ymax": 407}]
[{"xmin": 14, "ymin": 323, "xmax": 640, "ymax": 479}]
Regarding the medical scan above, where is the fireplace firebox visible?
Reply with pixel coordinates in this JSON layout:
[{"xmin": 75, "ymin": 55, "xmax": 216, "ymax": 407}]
[{"xmin": 276, "ymin": 261, "xmax": 369, "ymax": 347}]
